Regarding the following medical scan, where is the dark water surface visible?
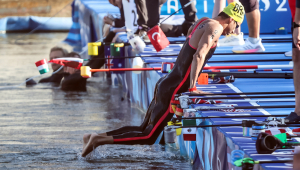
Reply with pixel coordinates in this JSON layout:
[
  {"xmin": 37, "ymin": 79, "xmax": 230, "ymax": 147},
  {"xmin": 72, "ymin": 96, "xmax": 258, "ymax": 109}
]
[{"xmin": 0, "ymin": 33, "xmax": 192, "ymax": 169}]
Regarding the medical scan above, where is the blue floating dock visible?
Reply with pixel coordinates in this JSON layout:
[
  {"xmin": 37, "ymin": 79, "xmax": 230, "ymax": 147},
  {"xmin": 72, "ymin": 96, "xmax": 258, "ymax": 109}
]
[
  {"xmin": 70, "ymin": 0, "xmax": 297, "ymax": 169},
  {"xmin": 0, "ymin": 16, "xmax": 72, "ymax": 32}
]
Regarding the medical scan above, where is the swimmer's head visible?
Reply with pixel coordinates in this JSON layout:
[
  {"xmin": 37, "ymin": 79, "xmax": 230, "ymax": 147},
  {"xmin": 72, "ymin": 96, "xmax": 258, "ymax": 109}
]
[
  {"xmin": 223, "ymin": 2, "xmax": 245, "ymax": 23},
  {"xmin": 49, "ymin": 47, "xmax": 68, "ymax": 72},
  {"xmin": 219, "ymin": 2, "xmax": 245, "ymax": 35}
]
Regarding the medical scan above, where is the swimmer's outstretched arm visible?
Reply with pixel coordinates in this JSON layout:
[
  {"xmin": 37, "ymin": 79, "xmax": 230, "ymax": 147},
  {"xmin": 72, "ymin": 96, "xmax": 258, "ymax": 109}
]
[{"xmin": 189, "ymin": 22, "xmax": 222, "ymax": 93}]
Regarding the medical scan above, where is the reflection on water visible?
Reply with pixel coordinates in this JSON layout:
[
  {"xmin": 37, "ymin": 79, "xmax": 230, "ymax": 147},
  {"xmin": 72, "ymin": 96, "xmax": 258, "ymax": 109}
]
[{"xmin": 0, "ymin": 33, "xmax": 192, "ymax": 169}]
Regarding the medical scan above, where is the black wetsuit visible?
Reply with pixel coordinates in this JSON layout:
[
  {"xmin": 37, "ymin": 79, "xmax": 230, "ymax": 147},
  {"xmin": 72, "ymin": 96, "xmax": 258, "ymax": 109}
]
[
  {"xmin": 61, "ymin": 71, "xmax": 87, "ymax": 91},
  {"xmin": 39, "ymin": 73, "xmax": 64, "ymax": 84},
  {"xmin": 106, "ymin": 19, "xmax": 216, "ymax": 144}
]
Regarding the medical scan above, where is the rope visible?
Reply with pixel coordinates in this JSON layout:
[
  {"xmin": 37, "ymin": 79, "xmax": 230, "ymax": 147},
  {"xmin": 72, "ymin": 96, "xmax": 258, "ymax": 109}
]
[{"xmin": 0, "ymin": 66, "xmax": 64, "ymax": 90}]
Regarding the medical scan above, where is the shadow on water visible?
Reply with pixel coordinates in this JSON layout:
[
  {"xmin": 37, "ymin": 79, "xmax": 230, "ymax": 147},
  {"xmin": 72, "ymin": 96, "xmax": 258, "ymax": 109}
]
[{"xmin": 0, "ymin": 33, "xmax": 192, "ymax": 169}]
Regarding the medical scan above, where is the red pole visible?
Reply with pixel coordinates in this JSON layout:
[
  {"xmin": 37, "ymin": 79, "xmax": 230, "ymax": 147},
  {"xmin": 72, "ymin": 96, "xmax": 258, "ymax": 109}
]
[
  {"xmin": 89, "ymin": 65, "xmax": 288, "ymax": 72},
  {"xmin": 203, "ymin": 65, "xmax": 258, "ymax": 70},
  {"xmin": 90, "ymin": 68, "xmax": 161, "ymax": 72}
]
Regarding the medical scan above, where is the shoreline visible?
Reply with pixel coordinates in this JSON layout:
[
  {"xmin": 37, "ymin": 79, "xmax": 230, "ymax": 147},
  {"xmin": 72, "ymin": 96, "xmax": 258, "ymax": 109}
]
[{"xmin": 0, "ymin": 0, "xmax": 72, "ymax": 18}]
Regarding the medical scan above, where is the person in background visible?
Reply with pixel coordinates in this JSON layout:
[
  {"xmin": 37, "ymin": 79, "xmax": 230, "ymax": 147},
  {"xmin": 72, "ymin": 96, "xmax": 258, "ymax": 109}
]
[
  {"xmin": 134, "ymin": 0, "xmax": 198, "ymax": 41},
  {"xmin": 38, "ymin": 47, "xmax": 69, "ymax": 84},
  {"xmin": 63, "ymin": 52, "xmax": 81, "ymax": 76},
  {"xmin": 161, "ymin": 0, "xmax": 198, "ymax": 37},
  {"xmin": 103, "ymin": 0, "xmax": 125, "ymax": 37},
  {"xmin": 286, "ymin": 0, "xmax": 300, "ymax": 57},
  {"xmin": 61, "ymin": 52, "xmax": 87, "ymax": 91},
  {"xmin": 285, "ymin": 0, "xmax": 300, "ymax": 123},
  {"xmin": 232, "ymin": 0, "xmax": 265, "ymax": 53},
  {"xmin": 215, "ymin": 0, "xmax": 265, "ymax": 53}
]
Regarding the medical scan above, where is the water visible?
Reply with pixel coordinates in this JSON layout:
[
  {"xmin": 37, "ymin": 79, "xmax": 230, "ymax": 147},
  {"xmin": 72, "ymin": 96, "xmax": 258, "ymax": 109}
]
[{"xmin": 0, "ymin": 33, "xmax": 192, "ymax": 169}]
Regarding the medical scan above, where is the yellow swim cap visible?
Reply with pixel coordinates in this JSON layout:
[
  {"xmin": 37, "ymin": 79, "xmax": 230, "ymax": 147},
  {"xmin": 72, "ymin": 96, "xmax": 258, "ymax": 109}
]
[{"xmin": 223, "ymin": 2, "xmax": 245, "ymax": 23}]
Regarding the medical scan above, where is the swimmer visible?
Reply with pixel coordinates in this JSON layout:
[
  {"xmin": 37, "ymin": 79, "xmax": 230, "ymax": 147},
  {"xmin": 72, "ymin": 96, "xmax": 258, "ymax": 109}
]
[
  {"xmin": 39, "ymin": 47, "xmax": 69, "ymax": 84},
  {"xmin": 63, "ymin": 52, "xmax": 81, "ymax": 76},
  {"xmin": 26, "ymin": 47, "xmax": 69, "ymax": 86},
  {"xmin": 81, "ymin": 2, "xmax": 245, "ymax": 157},
  {"xmin": 61, "ymin": 52, "xmax": 87, "ymax": 91}
]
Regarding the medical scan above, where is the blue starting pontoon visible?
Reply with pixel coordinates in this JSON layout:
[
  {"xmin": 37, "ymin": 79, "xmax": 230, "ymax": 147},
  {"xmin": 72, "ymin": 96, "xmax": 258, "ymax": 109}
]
[{"xmin": 67, "ymin": 0, "xmax": 297, "ymax": 169}]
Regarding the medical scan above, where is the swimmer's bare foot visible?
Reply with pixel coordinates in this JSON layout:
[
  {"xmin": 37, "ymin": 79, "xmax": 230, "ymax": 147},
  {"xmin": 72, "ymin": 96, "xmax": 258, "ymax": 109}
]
[
  {"xmin": 190, "ymin": 89, "xmax": 212, "ymax": 94},
  {"xmin": 81, "ymin": 134, "xmax": 114, "ymax": 157},
  {"xmin": 83, "ymin": 134, "xmax": 91, "ymax": 150}
]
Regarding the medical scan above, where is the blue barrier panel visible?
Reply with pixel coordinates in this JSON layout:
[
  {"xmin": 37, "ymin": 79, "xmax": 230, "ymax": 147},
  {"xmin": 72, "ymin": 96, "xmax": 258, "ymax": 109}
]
[{"xmin": 160, "ymin": 0, "xmax": 292, "ymax": 34}]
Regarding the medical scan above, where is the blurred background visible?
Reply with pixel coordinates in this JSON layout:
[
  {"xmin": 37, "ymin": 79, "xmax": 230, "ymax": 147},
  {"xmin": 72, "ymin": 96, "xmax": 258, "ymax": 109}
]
[{"xmin": 0, "ymin": 0, "xmax": 71, "ymax": 18}]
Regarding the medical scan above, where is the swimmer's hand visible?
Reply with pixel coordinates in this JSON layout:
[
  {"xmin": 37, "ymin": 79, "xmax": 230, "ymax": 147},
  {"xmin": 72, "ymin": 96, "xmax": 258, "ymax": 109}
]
[
  {"xmin": 26, "ymin": 78, "xmax": 37, "ymax": 86},
  {"xmin": 189, "ymin": 86, "xmax": 212, "ymax": 94},
  {"xmin": 190, "ymin": 89, "xmax": 212, "ymax": 95}
]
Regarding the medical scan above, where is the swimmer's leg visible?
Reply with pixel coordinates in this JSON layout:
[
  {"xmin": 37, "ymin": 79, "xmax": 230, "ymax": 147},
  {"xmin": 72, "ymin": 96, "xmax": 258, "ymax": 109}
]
[
  {"xmin": 83, "ymin": 134, "xmax": 91, "ymax": 149},
  {"xmin": 104, "ymin": 76, "xmax": 165, "ymax": 136},
  {"xmin": 82, "ymin": 99, "xmax": 157, "ymax": 156},
  {"xmin": 82, "ymin": 134, "xmax": 114, "ymax": 157},
  {"xmin": 111, "ymin": 76, "xmax": 175, "ymax": 145},
  {"xmin": 111, "ymin": 108, "xmax": 174, "ymax": 145},
  {"xmin": 82, "ymin": 99, "xmax": 155, "ymax": 149},
  {"xmin": 83, "ymin": 132, "xmax": 110, "ymax": 149},
  {"xmin": 82, "ymin": 76, "xmax": 165, "ymax": 153}
]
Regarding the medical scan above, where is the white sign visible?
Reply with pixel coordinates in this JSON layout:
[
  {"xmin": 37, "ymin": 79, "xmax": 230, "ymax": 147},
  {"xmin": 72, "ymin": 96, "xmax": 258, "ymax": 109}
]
[{"xmin": 122, "ymin": 0, "xmax": 138, "ymax": 32}]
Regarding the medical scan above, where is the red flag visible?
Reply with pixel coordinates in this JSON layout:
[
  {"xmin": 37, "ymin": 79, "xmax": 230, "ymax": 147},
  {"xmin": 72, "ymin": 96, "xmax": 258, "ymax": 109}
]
[
  {"xmin": 147, "ymin": 25, "xmax": 170, "ymax": 52},
  {"xmin": 48, "ymin": 57, "xmax": 83, "ymax": 69}
]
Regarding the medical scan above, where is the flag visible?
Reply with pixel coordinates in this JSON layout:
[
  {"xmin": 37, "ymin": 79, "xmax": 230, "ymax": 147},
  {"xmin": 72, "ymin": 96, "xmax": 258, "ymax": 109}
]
[
  {"xmin": 35, "ymin": 59, "xmax": 49, "ymax": 74},
  {"xmin": 147, "ymin": 25, "xmax": 170, "ymax": 52},
  {"xmin": 265, "ymin": 127, "xmax": 296, "ymax": 136},
  {"xmin": 161, "ymin": 62, "xmax": 174, "ymax": 73},
  {"xmin": 293, "ymin": 128, "xmax": 300, "ymax": 135},
  {"xmin": 105, "ymin": 46, "xmax": 113, "ymax": 69},
  {"xmin": 48, "ymin": 57, "xmax": 83, "ymax": 69},
  {"xmin": 105, "ymin": 45, "xmax": 125, "ymax": 73},
  {"xmin": 182, "ymin": 119, "xmax": 196, "ymax": 141}
]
